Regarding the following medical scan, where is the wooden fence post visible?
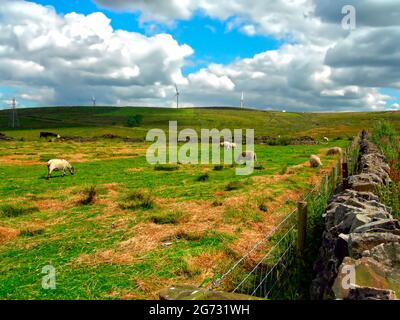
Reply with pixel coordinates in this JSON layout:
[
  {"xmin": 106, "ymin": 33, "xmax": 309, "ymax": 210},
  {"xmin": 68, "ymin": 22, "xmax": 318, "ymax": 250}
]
[
  {"xmin": 331, "ymin": 166, "xmax": 336, "ymax": 193},
  {"xmin": 297, "ymin": 201, "xmax": 308, "ymax": 256},
  {"xmin": 342, "ymin": 162, "xmax": 349, "ymax": 189}
]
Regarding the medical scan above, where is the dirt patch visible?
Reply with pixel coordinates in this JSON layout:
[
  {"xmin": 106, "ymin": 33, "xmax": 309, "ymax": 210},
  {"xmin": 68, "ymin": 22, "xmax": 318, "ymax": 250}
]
[
  {"xmin": 75, "ymin": 250, "xmax": 138, "ymax": 265},
  {"xmin": 127, "ymin": 168, "xmax": 144, "ymax": 173},
  {"xmin": 0, "ymin": 226, "xmax": 20, "ymax": 244},
  {"xmin": 0, "ymin": 154, "xmax": 42, "ymax": 166},
  {"xmin": 250, "ymin": 175, "xmax": 287, "ymax": 185},
  {"xmin": 188, "ymin": 252, "xmax": 227, "ymax": 279},
  {"xmin": 34, "ymin": 197, "xmax": 77, "ymax": 212},
  {"xmin": 120, "ymin": 223, "xmax": 178, "ymax": 255}
]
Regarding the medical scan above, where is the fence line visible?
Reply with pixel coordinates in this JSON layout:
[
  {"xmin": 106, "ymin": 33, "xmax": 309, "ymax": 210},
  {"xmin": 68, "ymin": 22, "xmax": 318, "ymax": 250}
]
[{"xmin": 208, "ymin": 134, "xmax": 361, "ymax": 298}]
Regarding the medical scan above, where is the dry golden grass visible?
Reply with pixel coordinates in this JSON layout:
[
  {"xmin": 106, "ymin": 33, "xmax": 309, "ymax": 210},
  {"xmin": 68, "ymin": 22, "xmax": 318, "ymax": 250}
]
[{"xmin": 0, "ymin": 226, "xmax": 20, "ymax": 244}]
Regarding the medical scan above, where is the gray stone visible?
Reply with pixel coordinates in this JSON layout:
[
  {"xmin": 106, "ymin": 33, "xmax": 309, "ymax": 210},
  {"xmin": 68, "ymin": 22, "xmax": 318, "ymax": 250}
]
[
  {"xmin": 348, "ymin": 232, "xmax": 400, "ymax": 259},
  {"xmin": 332, "ymin": 257, "xmax": 396, "ymax": 299},
  {"xmin": 353, "ymin": 219, "xmax": 400, "ymax": 234},
  {"xmin": 370, "ymin": 243, "xmax": 400, "ymax": 268},
  {"xmin": 346, "ymin": 286, "xmax": 397, "ymax": 300},
  {"xmin": 350, "ymin": 214, "xmax": 372, "ymax": 233},
  {"xmin": 349, "ymin": 173, "xmax": 385, "ymax": 192}
]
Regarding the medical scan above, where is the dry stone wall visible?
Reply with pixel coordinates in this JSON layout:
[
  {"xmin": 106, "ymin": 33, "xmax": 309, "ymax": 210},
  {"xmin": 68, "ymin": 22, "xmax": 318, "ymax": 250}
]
[{"xmin": 311, "ymin": 131, "xmax": 400, "ymax": 300}]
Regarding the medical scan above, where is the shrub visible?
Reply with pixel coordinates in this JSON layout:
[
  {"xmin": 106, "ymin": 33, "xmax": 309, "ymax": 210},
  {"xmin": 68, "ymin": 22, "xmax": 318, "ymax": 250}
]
[
  {"xmin": 120, "ymin": 191, "xmax": 155, "ymax": 210},
  {"xmin": 149, "ymin": 210, "xmax": 185, "ymax": 225},
  {"xmin": 371, "ymin": 121, "xmax": 400, "ymax": 182},
  {"xmin": 196, "ymin": 173, "xmax": 209, "ymax": 182},
  {"xmin": 154, "ymin": 164, "xmax": 179, "ymax": 171},
  {"xmin": 268, "ymin": 136, "xmax": 291, "ymax": 146},
  {"xmin": 377, "ymin": 183, "xmax": 400, "ymax": 220},
  {"xmin": 212, "ymin": 200, "xmax": 223, "ymax": 207},
  {"xmin": 224, "ymin": 181, "xmax": 244, "ymax": 191},
  {"xmin": 39, "ymin": 154, "xmax": 57, "ymax": 162},
  {"xmin": 174, "ymin": 230, "xmax": 204, "ymax": 241},
  {"xmin": 20, "ymin": 227, "xmax": 45, "ymax": 237},
  {"xmin": 127, "ymin": 114, "xmax": 144, "ymax": 127},
  {"xmin": 0, "ymin": 205, "xmax": 39, "ymax": 218},
  {"xmin": 259, "ymin": 203, "xmax": 268, "ymax": 212},
  {"xmin": 79, "ymin": 186, "xmax": 97, "ymax": 205}
]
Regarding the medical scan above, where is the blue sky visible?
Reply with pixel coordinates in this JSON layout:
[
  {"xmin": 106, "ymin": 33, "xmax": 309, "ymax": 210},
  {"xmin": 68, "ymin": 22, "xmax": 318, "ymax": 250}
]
[{"xmin": 1, "ymin": 0, "xmax": 399, "ymax": 111}]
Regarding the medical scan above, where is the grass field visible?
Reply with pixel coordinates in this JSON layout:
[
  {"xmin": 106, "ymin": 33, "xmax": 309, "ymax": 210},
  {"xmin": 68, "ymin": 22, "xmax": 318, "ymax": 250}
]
[
  {"xmin": 0, "ymin": 106, "xmax": 396, "ymax": 300},
  {"xmin": 1, "ymin": 107, "xmax": 400, "ymax": 140}
]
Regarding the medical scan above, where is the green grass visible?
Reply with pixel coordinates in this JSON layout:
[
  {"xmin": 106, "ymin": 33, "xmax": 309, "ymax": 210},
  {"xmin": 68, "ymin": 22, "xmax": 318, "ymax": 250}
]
[
  {"xmin": 196, "ymin": 173, "xmax": 210, "ymax": 182},
  {"xmin": 0, "ymin": 108, "xmax": 358, "ymax": 299},
  {"xmin": 1, "ymin": 106, "xmax": 400, "ymax": 141},
  {"xmin": 0, "ymin": 205, "xmax": 39, "ymax": 218},
  {"xmin": 154, "ymin": 164, "xmax": 179, "ymax": 171},
  {"xmin": 224, "ymin": 181, "xmax": 245, "ymax": 191},
  {"xmin": 119, "ymin": 191, "xmax": 155, "ymax": 210},
  {"xmin": 148, "ymin": 210, "xmax": 187, "ymax": 225},
  {"xmin": 0, "ymin": 139, "xmax": 342, "ymax": 299}
]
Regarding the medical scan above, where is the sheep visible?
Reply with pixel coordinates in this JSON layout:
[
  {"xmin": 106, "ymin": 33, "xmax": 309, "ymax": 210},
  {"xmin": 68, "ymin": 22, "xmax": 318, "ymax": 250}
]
[
  {"xmin": 40, "ymin": 132, "xmax": 59, "ymax": 139},
  {"xmin": 220, "ymin": 141, "xmax": 236, "ymax": 151},
  {"xmin": 327, "ymin": 147, "xmax": 342, "ymax": 156},
  {"xmin": 237, "ymin": 151, "xmax": 257, "ymax": 163},
  {"xmin": 310, "ymin": 155, "xmax": 323, "ymax": 168},
  {"xmin": 47, "ymin": 159, "xmax": 74, "ymax": 179}
]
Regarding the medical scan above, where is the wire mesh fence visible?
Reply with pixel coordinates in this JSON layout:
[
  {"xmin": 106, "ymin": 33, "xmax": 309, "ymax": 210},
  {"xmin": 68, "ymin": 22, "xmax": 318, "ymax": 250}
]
[{"xmin": 208, "ymin": 134, "xmax": 361, "ymax": 299}]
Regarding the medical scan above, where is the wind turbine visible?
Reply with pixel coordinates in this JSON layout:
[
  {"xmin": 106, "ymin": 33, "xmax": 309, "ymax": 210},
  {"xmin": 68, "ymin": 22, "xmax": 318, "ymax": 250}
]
[
  {"xmin": 240, "ymin": 91, "xmax": 244, "ymax": 109},
  {"xmin": 91, "ymin": 96, "xmax": 96, "ymax": 107},
  {"xmin": 174, "ymin": 84, "xmax": 180, "ymax": 109}
]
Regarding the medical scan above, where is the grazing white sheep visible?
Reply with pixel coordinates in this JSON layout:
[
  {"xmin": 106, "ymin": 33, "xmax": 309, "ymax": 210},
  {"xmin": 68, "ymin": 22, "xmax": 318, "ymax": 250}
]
[
  {"xmin": 310, "ymin": 155, "xmax": 323, "ymax": 168},
  {"xmin": 237, "ymin": 151, "xmax": 257, "ymax": 163},
  {"xmin": 327, "ymin": 147, "xmax": 342, "ymax": 156},
  {"xmin": 47, "ymin": 159, "xmax": 74, "ymax": 179},
  {"xmin": 220, "ymin": 141, "xmax": 236, "ymax": 150}
]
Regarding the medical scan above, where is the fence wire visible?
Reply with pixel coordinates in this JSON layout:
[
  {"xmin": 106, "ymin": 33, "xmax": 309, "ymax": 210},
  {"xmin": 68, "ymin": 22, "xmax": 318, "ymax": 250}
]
[{"xmin": 208, "ymin": 134, "xmax": 361, "ymax": 299}]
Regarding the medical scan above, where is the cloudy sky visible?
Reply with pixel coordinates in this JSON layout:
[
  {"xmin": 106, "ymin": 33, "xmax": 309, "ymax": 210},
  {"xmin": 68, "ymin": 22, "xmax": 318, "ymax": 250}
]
[{"xmin": 0, "ymin": 0, "xmax": 399, "ymax": 111}]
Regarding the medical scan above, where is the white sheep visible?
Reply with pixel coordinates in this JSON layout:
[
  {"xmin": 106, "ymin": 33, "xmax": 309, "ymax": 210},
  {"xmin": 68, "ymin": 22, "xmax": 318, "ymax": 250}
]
[
  {"xmin": 220, "ymin": 141, "xmax": 236, "ymax": 151},
  {"xmin": 310, "ymin": 155, "xmax": 323, "ymax": 168},
  {"xmin": 327, "ymin": 147, "xmax": 342, "ymax": 156},
  {"xmin": 47, "ymin": 159, "xmax": 74, "ymax": 179},
  {"xmin": 237, "ymin": 151, "xmax": 257, "ymax": 163}
]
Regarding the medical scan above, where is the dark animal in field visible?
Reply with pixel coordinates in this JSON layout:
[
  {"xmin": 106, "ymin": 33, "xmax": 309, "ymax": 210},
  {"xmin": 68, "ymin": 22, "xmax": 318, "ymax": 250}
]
[
  {"xmin": 47, "ymin": 159, "xmax": 74, "ymax": 179},
  {"xmin": 40, "ymin": 132, "xmax": 60, "ymax": 139},
  {"xmin": 0, "ymin": 133, "xmax": 14, "ymax": 141}
]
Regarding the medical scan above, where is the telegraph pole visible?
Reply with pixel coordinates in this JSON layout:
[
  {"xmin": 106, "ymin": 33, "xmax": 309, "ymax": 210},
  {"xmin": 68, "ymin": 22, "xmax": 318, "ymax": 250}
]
[{"xmin": 9, "ymin": 98, "xmax": 19, "ymax": 128}]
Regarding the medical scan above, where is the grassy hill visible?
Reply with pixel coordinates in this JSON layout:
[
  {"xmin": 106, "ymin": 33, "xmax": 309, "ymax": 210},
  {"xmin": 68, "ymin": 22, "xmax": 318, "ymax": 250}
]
[
  {"xmin": 2, "ymin": 106, "xmax": 398, "ymax": 299},
  {"xmin": 1, "ymin": 106, "xmax": 400, "ymax": 140}
]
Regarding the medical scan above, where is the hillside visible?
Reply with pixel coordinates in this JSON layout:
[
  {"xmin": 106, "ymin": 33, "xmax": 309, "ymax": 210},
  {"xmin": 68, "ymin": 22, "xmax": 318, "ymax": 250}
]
[{"xmin": 1, "ymin": 107, "xmax": 400, "ymax": 140}]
